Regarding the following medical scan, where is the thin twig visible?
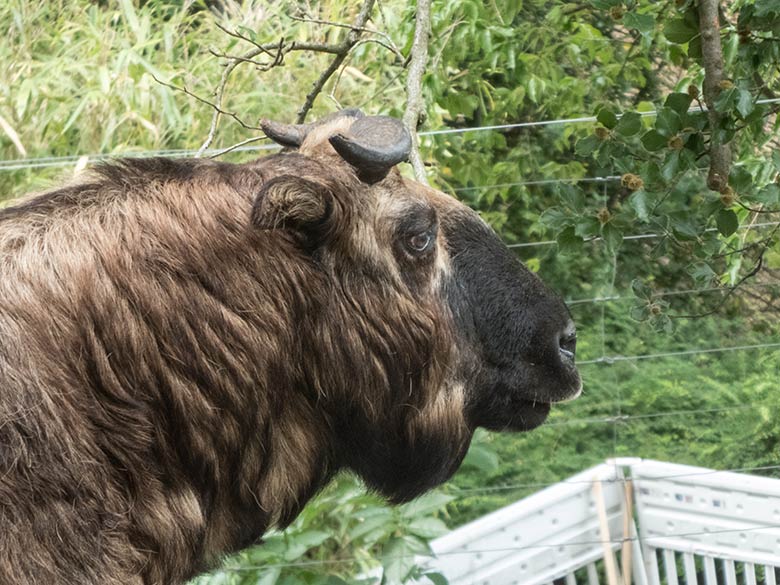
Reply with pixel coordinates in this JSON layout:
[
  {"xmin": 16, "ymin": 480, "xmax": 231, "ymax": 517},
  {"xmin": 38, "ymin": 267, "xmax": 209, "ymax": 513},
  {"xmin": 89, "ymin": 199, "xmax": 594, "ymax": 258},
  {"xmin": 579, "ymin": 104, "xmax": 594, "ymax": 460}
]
[
  {"xmin": 672, "ymin": 254, "xmax": 765, "ymax": 319},
  {"xmin": 295, "ymin": 0, "xmax": 377, "ymax": 123},
  {"xmin": 208, "ymin": 48, "xmax": 279, "ymax": 70},
  {"xmin": 197, "ymin": 30, "xmax": 347, "ymax": 154},
  {"xmin": 213, "ymin": 22, "xmax": 277, "ymax": 59},
  {"xmin": 151, "ymin": 75, "xmax": 263, "ymax": 133},
  {"xmin": 673, "ymin": 222, "xmax": 780, "ymax": 319},
  {"xmin": 289, "ymin": 12, "xmax": 403, "ymax": 59},
  {"xmin": 207, "ymin": 135, "xmax": 270, "ymax": 159},
  {"xmin": 402, "ymin": 0, "xmax": 431, "ymax": 184},
  {"xmin": 297, "ymin": 54, "xmax": 351, "ymax": 124},
  {"xmin": 737, "ymin": 201, "xmax": 780, "ymax": 214},
  {"xmin": 197, "ymin": 42, "xmax": 286, "ymax": 156},
  {"xmin": 357, "ymin": 67, "xmax": 405, "ymax": 109},
  {"xmin": 214, "ymin": 22, "xmax": 344, "ymax": 56}
]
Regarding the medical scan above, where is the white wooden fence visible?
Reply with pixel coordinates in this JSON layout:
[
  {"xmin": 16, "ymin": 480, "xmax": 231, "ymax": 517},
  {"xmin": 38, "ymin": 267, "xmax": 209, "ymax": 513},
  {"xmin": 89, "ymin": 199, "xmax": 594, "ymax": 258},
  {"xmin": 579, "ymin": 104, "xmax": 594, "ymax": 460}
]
[{"xmin": 420, "ymin": 459, "xmax": 780, "ymax": 585}]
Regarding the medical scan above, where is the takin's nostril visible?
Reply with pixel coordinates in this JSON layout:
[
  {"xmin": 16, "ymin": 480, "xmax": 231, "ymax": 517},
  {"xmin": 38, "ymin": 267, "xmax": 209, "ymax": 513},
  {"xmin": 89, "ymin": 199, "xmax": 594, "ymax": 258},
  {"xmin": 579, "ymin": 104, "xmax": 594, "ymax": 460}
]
[{"xmin": 559, "ymin": 329, "xmax": 577, "ymax": 359}]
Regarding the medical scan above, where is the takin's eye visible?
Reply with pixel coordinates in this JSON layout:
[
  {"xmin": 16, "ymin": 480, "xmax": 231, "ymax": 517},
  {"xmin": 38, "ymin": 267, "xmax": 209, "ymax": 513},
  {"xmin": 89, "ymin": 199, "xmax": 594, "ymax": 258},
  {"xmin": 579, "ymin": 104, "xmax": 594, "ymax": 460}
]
[
  {"xmin": 406, "ymin": 231, "xmax": 435, "ymax": 255},
  {"xmin": 395, "ymin": 206, "xmax": 438, "ymax": 261}
]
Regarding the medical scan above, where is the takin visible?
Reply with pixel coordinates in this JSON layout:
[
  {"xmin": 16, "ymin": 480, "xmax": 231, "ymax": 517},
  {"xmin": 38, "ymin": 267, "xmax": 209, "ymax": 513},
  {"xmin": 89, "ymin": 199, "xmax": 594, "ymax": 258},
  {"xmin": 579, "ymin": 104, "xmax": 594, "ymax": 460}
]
[{"xmin": 0, "ymin": 110, "xmax": 581, "ymax": 584}]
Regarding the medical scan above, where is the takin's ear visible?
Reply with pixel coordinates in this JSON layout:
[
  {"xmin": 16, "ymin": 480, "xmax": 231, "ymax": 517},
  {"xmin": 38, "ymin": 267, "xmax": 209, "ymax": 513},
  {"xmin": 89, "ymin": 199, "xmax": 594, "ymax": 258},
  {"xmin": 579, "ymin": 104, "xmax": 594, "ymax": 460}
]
[{"xmin": 251, "ymin": 175, "xmax": 334, "ymax": 245}]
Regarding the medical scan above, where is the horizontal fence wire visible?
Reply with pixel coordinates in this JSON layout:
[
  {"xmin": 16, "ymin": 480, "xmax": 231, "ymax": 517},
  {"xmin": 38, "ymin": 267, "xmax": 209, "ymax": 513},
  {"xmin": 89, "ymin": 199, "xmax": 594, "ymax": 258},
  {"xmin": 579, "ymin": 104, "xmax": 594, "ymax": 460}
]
[
  {"xmin": 213, "ymin": 522, "xmax": 780, "ymax": 573},
  {"xmin": 506, "ymin": 220, "xmax": 780, "ymax": 249},
  {"xmin": 3, "ymin": 97, "xmax": 780, "ymax": 171},
  {"xmin": 577, "ymin": 341, "xmax": 780, "ymax": 365},
  {"xmin": 543, "ymin": 403, "xmax": 763, "ymax": 429},
  {"xmin": 451, "ymin": 175, "xmax": 622, "ymax": 192},
  {"xmin": 566, "ymin": 282, "xmax": 779, "ymax": 306},
  {"xmin": 451, "ymin": 462, "xmax": 780, "ymax": 497}
]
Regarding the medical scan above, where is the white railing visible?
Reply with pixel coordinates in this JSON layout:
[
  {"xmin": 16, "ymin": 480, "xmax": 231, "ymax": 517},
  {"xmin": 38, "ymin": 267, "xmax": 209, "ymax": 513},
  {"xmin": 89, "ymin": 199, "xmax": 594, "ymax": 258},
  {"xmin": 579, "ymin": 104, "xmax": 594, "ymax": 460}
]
[
  {"xmin": 633, "ymin": 460, "xmax": 780, "ymax": 585},
  {"xmin": 421, "ymin": 459, "xmax": 780, "ymax": 585}
]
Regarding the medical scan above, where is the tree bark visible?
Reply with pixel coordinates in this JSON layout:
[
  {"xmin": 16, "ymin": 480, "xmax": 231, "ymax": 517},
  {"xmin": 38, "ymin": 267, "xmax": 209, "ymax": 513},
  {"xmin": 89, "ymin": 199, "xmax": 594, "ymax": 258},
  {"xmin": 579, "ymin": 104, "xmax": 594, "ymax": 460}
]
[{"xmin": 699, "ymin": 0, "xmax": 731, "ymax": 192}]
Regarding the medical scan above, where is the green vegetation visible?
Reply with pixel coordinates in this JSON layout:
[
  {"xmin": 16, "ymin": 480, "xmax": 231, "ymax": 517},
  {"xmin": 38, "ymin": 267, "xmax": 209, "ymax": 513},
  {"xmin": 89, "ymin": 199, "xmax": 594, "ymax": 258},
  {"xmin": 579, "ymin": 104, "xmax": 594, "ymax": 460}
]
[{"xmin": 2, "ymin": 1, "xmax": 779, "ymax": 584}]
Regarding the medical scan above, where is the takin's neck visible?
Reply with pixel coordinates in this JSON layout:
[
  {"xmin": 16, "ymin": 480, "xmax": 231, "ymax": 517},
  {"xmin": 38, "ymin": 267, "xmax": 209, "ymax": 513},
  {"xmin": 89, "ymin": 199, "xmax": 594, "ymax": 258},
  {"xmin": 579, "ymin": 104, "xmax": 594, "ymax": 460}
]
[{"xmin": 128, "ymin": 233, "xmax": 339, "ymax": 580}]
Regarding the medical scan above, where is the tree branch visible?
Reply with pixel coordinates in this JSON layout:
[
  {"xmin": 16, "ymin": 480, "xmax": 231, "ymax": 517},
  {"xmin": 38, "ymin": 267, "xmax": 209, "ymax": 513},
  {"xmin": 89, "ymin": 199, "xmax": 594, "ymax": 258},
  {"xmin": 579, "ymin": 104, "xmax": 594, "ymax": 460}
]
[
  {"xmin": 402, "ymin": 0, "xmax": 431, "ymax": 185},
  {"xmin": 295, "ymin": 0, "xmax": 377, "ymax": 124},
  {"xmin": 289, "ymin": 13, "xmax": 403, "ymax": 60},
  {"xmin": 672, "ymin": 222, "xmax": 780, "ymax": 319},
  {"xmin": 207, "ymin": 135, "xmax": 270, "ymax": 159},
  {"xmin": 699, "ymin": 0, "xmax": 732, "ymax": 192},
  {"xmin": 672, "ymin": 253, "xmax": 765, "ymax": 319},
  {"xmin": 151, "ymin": 74, "xmax": 263, "ymax": 132}
]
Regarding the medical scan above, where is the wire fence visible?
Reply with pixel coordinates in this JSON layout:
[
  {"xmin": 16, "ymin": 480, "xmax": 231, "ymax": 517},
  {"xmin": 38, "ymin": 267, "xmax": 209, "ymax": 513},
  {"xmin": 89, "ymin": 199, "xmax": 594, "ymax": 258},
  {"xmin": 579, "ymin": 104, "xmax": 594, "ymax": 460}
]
[
  {"xmin": 507, "ymin": 220, "xmax": 780, "ymax": 249},
  {"xmin": 4, "ymin": 93, "xmax": 780, "ymax": 581},
  {"xmin": 3, "ymin": 97, "xmax": 780, "ymax": 172},
  {"xmin": 566, "ymin": 282, "xmax": 779, "ymax": 306},
  {"xmin": 577, "ymin": 340, "xmax": 780, "ymax": 365},
  {"xmin": 452, "ymin": 461, "xmax": 780, "ymax": 497},
  {"xmin": 213, "ymin": 522, "xmax": 780, "ymax": 573}
]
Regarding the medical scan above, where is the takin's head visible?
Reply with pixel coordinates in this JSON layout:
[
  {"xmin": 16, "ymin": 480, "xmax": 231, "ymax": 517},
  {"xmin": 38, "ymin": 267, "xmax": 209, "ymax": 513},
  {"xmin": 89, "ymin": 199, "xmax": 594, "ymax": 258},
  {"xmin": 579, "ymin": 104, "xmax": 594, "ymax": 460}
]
[{"xmin": 257, "ymin": 110, "xmax": 581, "ymax": 501}]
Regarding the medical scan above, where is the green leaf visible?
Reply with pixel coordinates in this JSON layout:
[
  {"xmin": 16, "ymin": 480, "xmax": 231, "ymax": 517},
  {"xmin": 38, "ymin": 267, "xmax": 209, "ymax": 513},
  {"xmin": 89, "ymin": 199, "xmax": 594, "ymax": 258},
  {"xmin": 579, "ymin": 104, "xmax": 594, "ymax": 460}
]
[
  {"xmin": 423, "ymin": 572, "xmax": 450, "ymax": 585},
  {"xmin": 655, "ymin": 108, "xmax": 682, "ymax": 136},
  {"xmin": 282, "ymin": 530, "xmax": 332, "ymax": 561},
  {"xmin": 462, "ymin": 442, "xmax": 500, "ymax": 472},
  {"xmin": 400, "ymin": 492, "xmax": 454, "ymax": 519},
  {"xmin": 664, "ymin": 92, "xmax": 693, "ymax": 115},
  {"xmin": 664, "ymin": 18, "xmax": 698, "ymax": 43},
  {"xmin": 716, "ymin": 209, "xmax": 739, "ymax": 237},
  {"xmin": 557, "ymin": 226, "xmax": 584, "ymax": 255},
  {"xmin": 729, "ymin": 166, "xmax": 752, "ymax": 192},
  {"xmin": 630, "ymin": 304, "xmax": 651, "ymax": 322},
  {"xmin": 624, "ymin": 12, "xmax": 655, "ymax": 35},
  {"xmin": 773, "ymin": 151, "xmax": 780, "ymax": 173},
  {"xmin": 322, "ymin": 578, "xmax": 351, "ymax": 585},
  {"xmin": 715, "ymin": 87, "xmax": 738, "ymax": 114},
  {"xmin": 596, "ymin": 106, "xmax": 619, "ymax": 129},
  {"xmin": 382, "ymin": 536, "xmax": 429, "ymax": 585},
  {"xmin": 755, "ymin": 184, "xmax": 780, "ymax": 205},
  {"xmin": 631, "ymin": 278, "xmax": 653, "ymax": 301},
  {"xmin": 651, "ymin": 313, "xmax": 673, "ymax": 334},
  {"xmin": 670, "ymin": 213, "xmax": 699, "ymax": 239},
  {"xmin": 641, "ymin": 130, "xmax": 667, "ymax": 151},
  {"xmin": 560, "ymin": 188, "xmax": 585, "ymax": 213},
  {"xmin": 575, "ymin": 134, "xmax": 601, "ymax": 156},
  {"xmin": 688, "ymin": 262, "xmax": 716, "ymax": 286},
  {"xmin": 688, "ymin": 35, "xmax": 702, "ymax": 58},
  {"xmin": 349, "ymin": 513, "xmax": 394, "ymax": 541},
  {"xmin": 736, "ymin": 89, "xmax": 754, "ymax": 118},
  {"xmin": 601, "ymin": 223, "xmax": 622, "ymax": 255},
  {"xmin": 589, "ymin": 0, "xmax": 623, "ymax": 9},
  {"xmin": 661, "ymin": 151, "xmax": 681, "ymax": 181},
  {"xmin": 539, "ymin": 208, "xmax": 572, "ymax": 230},
  {"xmin": 574, "ymin": 216, "xmax": 601, "ymax": 238},
  {"xmin": 615, "ymin": 112, "xmax": 642, "ymax": 137},
  {"xmin": 407, "ymin": 517, "xmax": 450, "ymax": 539},
  {"xmin": 254, "ymin": 567, "xmax": 282, "ymax": 585},
  {"xmin": 629, "ymin": 190, "xmax": 650, "ymax": 222}
]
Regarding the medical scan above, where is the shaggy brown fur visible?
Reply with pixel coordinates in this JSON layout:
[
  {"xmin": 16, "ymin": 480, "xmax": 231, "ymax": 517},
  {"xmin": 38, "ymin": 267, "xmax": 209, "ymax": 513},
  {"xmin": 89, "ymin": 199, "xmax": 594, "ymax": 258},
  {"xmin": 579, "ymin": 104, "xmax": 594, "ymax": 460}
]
[{"xmin": 0, "ymin": 114, "xmax": 578, "ymax": 584}]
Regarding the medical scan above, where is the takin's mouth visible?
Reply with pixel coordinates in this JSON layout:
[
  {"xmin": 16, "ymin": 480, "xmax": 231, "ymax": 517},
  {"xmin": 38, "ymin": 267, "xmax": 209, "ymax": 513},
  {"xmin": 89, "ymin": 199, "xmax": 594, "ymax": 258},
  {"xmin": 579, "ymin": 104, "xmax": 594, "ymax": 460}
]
[
  {"xmin": 511, "ymin": 384, "xmax": 582, "ymax": 431},
  {"xmin": 512, "ymin": 399, "xmax": 552, "ymax": 431}
]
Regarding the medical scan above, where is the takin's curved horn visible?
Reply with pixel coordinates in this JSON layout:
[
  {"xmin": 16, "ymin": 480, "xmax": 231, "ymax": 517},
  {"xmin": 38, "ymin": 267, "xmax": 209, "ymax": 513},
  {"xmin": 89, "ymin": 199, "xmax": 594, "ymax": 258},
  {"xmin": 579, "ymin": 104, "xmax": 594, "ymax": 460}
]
[
  {"xmin": 260, "ymin": 119, "xmax": 308, "ymax": 148},
  {"xmin": 261, "ymin": 109, "xmax": 365, "ymax": 148},
  {"xmin": 329, "ymin": 116, "xmax": 411, "ymax": 184}
]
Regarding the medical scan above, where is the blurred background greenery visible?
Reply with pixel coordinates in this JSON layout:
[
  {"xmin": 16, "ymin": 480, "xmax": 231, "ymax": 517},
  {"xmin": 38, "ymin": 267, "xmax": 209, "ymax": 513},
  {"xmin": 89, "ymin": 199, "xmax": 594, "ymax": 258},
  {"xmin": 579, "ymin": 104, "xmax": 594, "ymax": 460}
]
[{"xmin": 2, "ymin": 1, "xmax": 779, "ymax": 583}]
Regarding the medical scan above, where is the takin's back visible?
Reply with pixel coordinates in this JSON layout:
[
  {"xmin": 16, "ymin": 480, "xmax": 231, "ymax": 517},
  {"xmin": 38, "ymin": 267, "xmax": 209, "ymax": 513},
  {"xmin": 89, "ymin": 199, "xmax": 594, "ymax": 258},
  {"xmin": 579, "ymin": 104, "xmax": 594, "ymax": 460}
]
[{"xmin": 0, "ymin": 156, "xmax": 331, "ymax": 584}]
